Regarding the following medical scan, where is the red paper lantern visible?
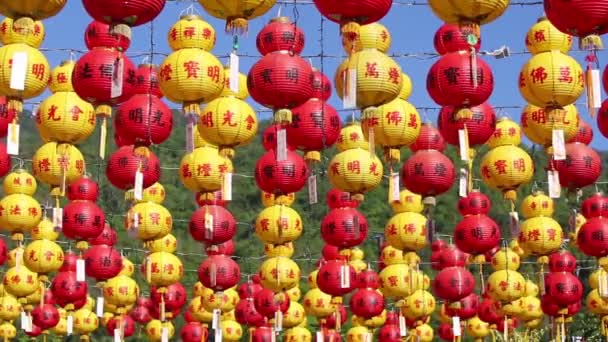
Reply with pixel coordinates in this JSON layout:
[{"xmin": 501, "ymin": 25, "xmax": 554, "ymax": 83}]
[
  {"xmin": 256, "ymin": 17, "xmax": 305, "ymax": 55},
  {"xmin": 349, "ymin": 288, "xmax": 385, "ymax": 319},
  {"xmin": 149, "ymin": 304, "xmax": 181, "ymax": 321},
  {"xmin": 72, "ymin": 49, "xmax": 136, "ymax": 106},
  {"xmin": 25, "ymin": 324, "xmax": 42, "ymax": 338},
  {"xmin": 237, "ymin": 279, "xmax": 263, "ymax": 299},
  {"xmin": 181, "ymin": 322, "xmax": 209, "ymax": 342},
  {"xmin": 322, "ymin": 244, "xmax": 341, "ymax": 261},
  {"xmin": 254, "ymin": 149, "xmax": 309, "ymax": 195},
  {"xmin": 541, "ymin": 295, "xmax": 581, "ymax": 317},
  {"xmin": 198, "ymin": 255, "xmax": 241, "ymax": 291},
  {"xmin": 410, "ymin": 122, "xmax": 446, "ymax": 152},
  {"xmin": 312, "ymin": 69, "xmax": 332, "ymax": 101},
  {"xmin": 458, "ymin": 190, "xmax": 491, "ymax": 216},
  {"xmin": 438, "ymin": 323, "xmax": 454, "ymax": 341},
  {"xmin": 130, "ymin": 304, "xmax": 152, "ymax": 324},
  {"xmin": 67, "ymin": 176, "xmax": 99, "ymax": 201},
  {"xmin": 235, "ymin": 298, "xmax": 265, "ymax": 327},
  {"xmin": 0, "ymin": 239, "xmax": 6, "ymax": 267},
  {"xmin": 151, "ymin": 282, "xmax": 187, "ymax": 313},
  {"xmin": 323, "ymin": 304, "xmax": 347, "ymax": 329},
  {"xmin": 378, "ymin": 323, "xmax": 401, "ymax": 342},
  {"xmin": 251, "ymin": 326, "xmax": 274, "ymax": 342},
  {"xmin": 89, "ymin": 223, "xmax": 117, "ymax": 246},
  {"xmin": 544, "ymin": 0, "xmax": 608, "ymax": 37},
  {"xmin": 0, "ymin": 143, "xmax": 10, "ymax": 178},
  {"xmin": 84, "ymin": 21, "xmax": 131, "ymax": 51},
  {"xmin": 581, "ymin": 192, "xmax": 608, "ymax": 219},
  {"xmin": 82, "ymin": 0, "xmax": 166, "ymax": 26},
  {"xmin": 320, "ymin": 208, "xmax": 368, "ymax": 248},
  {"xmin": 401, "ymin": 150, "xmax": 455, "ymax": 197},
  {"xmin": 312, "ymin": 0, "xmax": 392, "ymax": 24},
  {"xmin": 83, "ymin": 245, "xmax": 123, "ymax": 281},
  {"xmin": 114, "ymin": 94, "xmax": 173, "ymax": 145},
  {"xmin": 51, "ymin": 271, "xmax": 88, "ymax": 308},
  {"xmin": 427, "ymin": 52, "xmax": 494, "ymax": 107},
  {"xmin": 62, "ymin": 201, "xmax": 105, "ymax": 242},
  {"xmin": 568, "ymin": 119, "xmax": 593, "ymax": 145},
  {"xmin": 597, "ymin": 99, "xmax": 608, "ymax": 139},
  {"xmin": 478, "ymin": 299, "xmax": 501, "ymax": 324},
  {"xmin": 106, "ymin": 316, "xmax": 136, "ymax": 337},
  {"xmin": 434, "ymin": 23, "xmax": 482, "ymax": 55},
  {"xmin": 548, "ymin": 251, "xmax": 577, "ymax": 273},
  {"xmin": 576, "ymin": 217, "xmax": 608, "ymax": 257},
  {"xmin": 189, "ymin": 205, "xmax": 236, "ymax": 244},
  {"xmin": 446, "ymin": 293, "xmax": 479, "ymax": 319},
  {"xmin": 196, "ymin": 190, "xmax": 228, "ymax": 207},
  {"xmin": 106, "ymin": 146, "xmax": 161, "ymax": 190},
  {"xmin": 544, "ymin": 272, "xmax": 583, "ymax": 306},
  {"xmin": 205, "ymin": 239, "xmax": 235, "ymax": 256},
  {"xmin": 287, "ymin": 99, "xmax": 342, "ymax": 155},
  {"xmin": 133, "ymin": 64, "xmax": 163, "ymax": 98},
  {"xmin": 253, "ymin": 288, "xmax": 290, "ymax": 319},
  {"xmin": 357, "ymin": 269, "xmax": 380, "ymax": 289},
  {"xmin": 60, "ymin": 252, "xmax": 78, "ymax": 272},
  {"xmin": 438, "ymin": 102, "xmax": 496, "ymax": 146},
  {"xmin": 0, "ymin": 97, "xmax": 16, "ymax": 138},
  {"xmin": 247, "ymin": 52, "xmax": 313, "ymax": 111},
  {"xmin": 327, "ymin": 188, "xmax": 360, "ymax": 209},
  {"xmin": 438, "ymin": 245, "xmax": 470, "ymax": 269},
  {"xmin": 433, "ymin": 266, "xmax": 476, "ymax": 301},
  {"xmin": 31, "ymin": 304, "xmax": 60, "ymax": 330},
  {"xmin": 554, "ymin": 143, "xmax": 602, "ymax": 190},
  {"xmin": 316, "ymin": 260, "xmax": 356, "ymax": 297},
  {"xmin": 454, "ymin": 215, "xmax": 501, "ymax": 255}
]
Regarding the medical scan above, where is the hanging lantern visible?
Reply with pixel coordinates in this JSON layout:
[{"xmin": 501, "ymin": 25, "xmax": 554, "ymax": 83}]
[
  {"xmin": 544, "ymin": 1, "xmax": 608, "ymax": 39},
  {"xmin": 521, "ymin": 104, "xmax": 579, "ymax": 146},
  {"xmin": 126, "ymin": 201, "xmax": 172, "ymax": 242},
  {"xmin": 433, "ymin": 266, "xmax": 475, "ymax": 302},
  {"xmin": 179, "ymin": 146, "xmax": 232, "ymax": 193},
  {"xmin": 254, "ymin": 149, "xmax": 309, "ymax": 195},
  {"xmin": 198, "ymin": 0, "xmax": 276, "ymax": 33},
  {"xmin": 82, "ymin": 0, "xmax": 165, "ymax": 26},
  {"xmin": 312, "ymin": 0, "xmax": 392, "ymax": 25},
  {"xmin": 258, "ymin": 257, "xmax": 301, "ymax": 292},
  {"xmin": 133, "ymin": 63, "xmax": 163, "ymax": 98},
  {"xmin": 577, "ymin": 217, "xmax": 608, "ymax": 257},
  {"xmin": 114, "ymin": 94, "xmax": 173, "ymax": 146},
  {"xmin": 487, "ymin": 270, "xmax": 526, "ymax": 303},
  {"xmin": 438, "ymin": 102, "xmax": 496, "ymax": 147},
  {"xmin": 321, "ymin": 207, "xmax": 368, "ymax": 248},
  {"xmin": 83, "ymin": 245, "xmax": 123, "ymax": 282},
  {"xmin": 23, "ymin": 239, "xmax": 64, "ymax": 278},
  {"xmin": 189, "ymin": 205, "xmax": 236, "ymax": 244},
  {"xmin": 84, "ymin": 20, "xmax": 131, "ymax": 51},
  {"xmin": 316, "ymin": 260, "xmax": 356, "ymax": 300},
  {"xmin": 350, "ymin": 289, "xmax": 385, "ymax": 319},
  {"xmin": 342, "ymin": 22, "xmax": 391, "ymax": 54},
  {"xmin": 427, "ymin": 0, "xmax": 509, "ymax": 25},
  {"xmin": 51, "ymin": 271, "xmax": 88, "ymax": 309},
  {"xmin": 256, "ymin": 16, "xmax": 305, "ymax": 55},
  {"xmin": 106, "ymin": 145, "xmax": 161, "ymax": 190},
  {"xmin": 458, "ymin": 190, "xmax": 491, "ymax": 216},
  {"xmin": 410, "ymin": 122, "xmax": 446, "ymax": 152},
  {"xmin": 454, "ymin": 215, "xmax": 501, "ymax": 255},
  {"xmin": 328, "ymin": 148, "xmax": 383, "ymax": 201},
  {"xmin": 145, "ymin": 252, "xmax": 184, "ymax": 288},
  {"xmin": 0, "ymin": 43, "xmax": 50, "ymax": 106},
  {"xmin": 569, "ymin": 118, "xmax": 593, "ymax": 144},
  {"xmin": 480, "ymin": 145, "xmax": 534, "ymax": 196},
  {"xmin": 62, "ymin": 199, "xmax": 105, "ymax": 246},
  {"xmin": 554, "ymin": 142, "xmax": 602, "ymax": 190},
  {"xmin": 401, "ymin": 149, "xmax": 455, "ymax": 198},
  {"xmin": 384, "ymin": 211, "xmax": 427, "ymax": 251},
  {"xmin": 434, "ymin": 23, "xmax": 482, "ymax": 55},
  {"xmin": 198, "ymin": 255, "xmax": 240, "ymax": 291},
  {"xmin": 525, "ymin": 16, "xmax": 573, "ymax": 55}
]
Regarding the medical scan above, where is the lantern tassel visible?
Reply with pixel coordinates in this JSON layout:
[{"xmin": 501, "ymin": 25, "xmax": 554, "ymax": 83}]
[
  {"xmin": 226, "ymin": 17, "xmax": 249, "ymax": 35},
  {"xmin": 579, "ymin": 35, "xmax": 603, "ymax": 51}
]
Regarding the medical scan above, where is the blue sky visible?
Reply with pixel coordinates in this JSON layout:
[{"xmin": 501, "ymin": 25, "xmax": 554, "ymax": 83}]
[{"xmin": 35, "ymin": 1, "xmax": 607, "ymax": 150}]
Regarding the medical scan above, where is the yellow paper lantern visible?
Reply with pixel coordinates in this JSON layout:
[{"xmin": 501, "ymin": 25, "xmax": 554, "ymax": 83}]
[
  {"xmin": 221, "ymin": 319, "xmax": 243, "ymax": 341},
  {"xmin": 346, "ymin": 326, "xmax": 371, "ymax": 342},
  {"xmin": 126, "ymin": 201, "xmax": 172, "ymax": 242},
  {"xmin": 23, "ymin": 239, "xmax": 64, "ymax": 276},
  {"xmin": 24, "ymin": 284, "xmax": 41, "ymax": 306},
  {"xmin": 283, "ymin": 301, "xmax": 306, "ymax": 328},
  {"xmin": 336, "ymin": 122, "xmax": 369, "ymax": 152},
  {"xmin": 486, "ymin": 117, "xmax": 522, "ymax": 148},
  {"xmin": 31, "ymin": 142, "xmax": 85, "ymax": 187},
  {"xmin": 520, "ymin": 191, "xmax": 555, "ymax": 218},
  {"xmin": 284, "ymin": 326, "xmax": 312, "ymax": 342},
  {"xmin": 159, "ymin": 48, "xmax": 225, "ymax": 112},
  {"xmin": 399, "ymin": 73, "xmax": 413, "ymax": 101},
  {"xmin": 168, "ymin": 14, "xmax": 216, "ymax": 51},
  {"xmin": 141, "ymin": 182, "xmax": 166, "ymax": 204},
  {"xmin": 525, "ymin": 16, "xmax": 572, "ymax": 54},
  {"xmin": 524, "ymin": 280, "xmax": 539, "ymax": 297},
  {"xmin": 490, "ymin": 247, "xmax": 520, "ymax": 271},
  {"xmin": 198, "ymin": 96, "xmax": 258, "ymax": 157},
  {"xmin": 119, "ymin": 257, "xmax": 135, "ymax": 277},
  {"xmin": 303, "ymin": 288, "xmax": 335, "ymax": 318},
  {"xmin": 307, "ymin": 270, "xmax": 318, "ymax": 289},
  {"xmin": 49, "ymin": 60, "xmax": 75, "ymax": 93},
  {"xmin": 328, "ymin": 148, "xmax": 384, "ymax": 200},
  {"xmin": 0, "ymin": 193, "xmax": 42, "ymax": 241},
  {"xmin": 193, "ymin": 282, "xmax": 206, "ymax": 297},
  {"xmin": 353, "ymin": 309, "xmax": 387, "ymax": 329},
  {"xmin": 380, "ymin": 245, "xmax": 405, "ymax": 265},
  {"xmin": 3, "ymin": 169, "xmax": 37, "ymax": 196},
  {"xmin": 350, "ymin": 259, "xmax": 367, "ymax": 273},
  {"xmin": 189, "ymin": 296, "xmax": 213, "ymax": 323},
  {"xmin": 413, "ymin": 323, "xmax": 434, "ymax": 342},
  {"xmin": 2, "ymin": 266, "xmax": 38, "ymax": 299},
  {"xmin": 480, "ymin": 145, "xmax": 534, "ymax": 193},
  {"xmin": 379, "ymin": 264, "xmax": 416, "ymax": 299},
  {"xmin": 103, "ymin": 275, "xmax": 139, "ymax": 311},
  {"xmin": 146, "ymin": 252, "xmax": 184, "ymax": 287},
  {"xmin": 0, "ymin": 322, "xmax": 15, "ymax": 340},
  {"xmin": 586, "ymin": 289, "xmax": 608, "ymax": 315},
  {"xmin": 198, "ymin": 0, "xmax": 276, "ymax": 33},
  {"xmin": 220, "ymin": 67, "xmax": 249, "ymax": 100},
  {"xmin": 521, "ymin": 104, "xmax": 578, "ymax": 146},
  {"xmin": 201, "ymin": 287, "xmax": 237, "ymax": 313},
  {"xmin": 519, "ymin": 51, "xmax": 584, "ymax": 108},
  {"xmin": 255, "ymin": 205, "xmax": 303, "ymax": 244},
  {"xmin": 0, "ymin": 0, "xmax": 65, "ymax": 20},
  {"xmin": 146, "ymin": 233, "xmax": 177, "ymax": 253},
  {"xmin": 0, "ymin": 17, "xmax": 45, "ymax": 48},
  {"xmin": 222, "ymin": 310, "xmax": 236, "ymax": 321},
  {"xmin": 335, "ymin": 49, "xmax": 402, "ymax": 109},
  {"xmin": 402, "ymin": 290, "xmax": 436, "ymax": 320},
  {"xmin": 487, "ymin": 270, "xmax": 526, "ymax": 303},
  {"xmin": 518, "ymin": 216, "xmax": 563, "ymax": 256},
  {"xmin": 428, "ymin": 0, "xmax": 509, "ymax": 25},
  {"xmin": 258, "ymin": 257, "xmax": 301, "ymax": 292},
  {"xmin": 466, "ymin": 316, "xmax": 491, "ymax": 338},
  {"xmin": 0, "ymin": 295, "xmax": 21, "ymax": 322},
  {"xmin": 73, "ymin": 308, "xmax": 99, "ymax": 336},
  {"xmin": 0, "ymin": 43, "xmax": 50, "ymax": 100},
  {"xmin": 385, "ymin": 211, "xmax": 428, "ymax": 251},
  {"xmin": 145, "ymin": 320, "xmax": 175, "ymax": 342},
  {"xmin": 286, "ymin": 286, "xmax": 301, "ymax": 302},
  {"xmin": 30, "ymin": 217, "xmax": 58, "ymax": 240},
  {"xmin": 82, "ymin": 296, "xmax": 95, "ymax": 312},
  {"xmin": 36, "ymin": 91, "xmax": 95, "ymax": 144},
  {"xmin": 179, "ymin": 146, "xmax": 233, "ymax": 193},
  {"xmin": 261, "ymin": 192, "xmax": 295, "ymax": 208},
  {"xmin": 264, "ymin": 242, "xmax": 295, "ymax": 258},
  {"xmin": 517, "ymin": 296, "xmax": 543, "ymax": 322},
  {"xmin": 361, "ymin": 98, "xmax": 421, "ymax": 162},
  {"xmin": 390, "ymin": 189, "xmax": 423, "ymax": 214},
  {"xmin": 341, "ymin": 22, "xmax": 391, "ymax": 54}
]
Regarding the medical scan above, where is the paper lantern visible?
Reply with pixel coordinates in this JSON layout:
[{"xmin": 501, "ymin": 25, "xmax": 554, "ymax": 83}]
[
  {"xmin": 544, "ymin": 0, "xmax": 608, "ymax": 38},
  {"xmin": 0, "ymin": 193, "xmax": 42, "ymax": 241},
  {"xmin": 458, "ymin": 190, "xmax": 491, "ymax": 216},
  {"xmin": 198, "ymin": 255, "xmax": 239, "ymax": 291},
  {"xmin": 437, "ymin": 102, "xmax": 496, "ymax": 147},
  {"xmin": 0, "ymin": 17, "xmax": 44, "ymax": 48},
  {"xmin": 433, "ymin": 267, "xmax": 475, "ymax": 301},
  {"xmin": 189, "ymin": 205, "xmax": 236, "ymax": 244},
  {"xmin": 520, "ymin": 104, "xmax": 578, "ymax": 146},
  {"xmin": 454, "ymin": 215, "xmax": 501, "ymax": 255},
  {"xmin": 525, "ymin": 16, "xmax": 573, "ymax": 54},
  {"xmin": 126, "ymin": 201, "xmax": 172, "ymax": 242},
  {"xmin": 62, "ymin": 200, "xmax": 105, "ymax": 243},
  {"xmin": 145, "ymin": 320, "xmax": 175, "ymax": 342},
  {"xmin": 181, "ymin": 322, "xmax": 208, "ymax": 342},
  {"xmin": 434, "ymin": 23, "xmax": 481, "ymax": 55},
  {"xmin": 23, "ymin": 239, "xmax": 64, "ymax": 276},
  {"xmin": 255, "ymin": 205, "xmax": 302, "ymax": 244},
  {"xmin": 83, "ymin": 245, "xmax": 123, "ymax": 281},
  {"xmin": 114, "ymin": 94, "xmax": 173, "ymax": 146},
  {"xmin": 103, "ymin": 275, "xmax": 139, "ymax": 310},
  {"xmin": 480, "ymin": 145, "xmax": 534, "ymax": 192},
  {"xmin": 402, "ymin": 150, "xmax": 455, "ymax": 198},
  {"xmin": 544, "ymin": 272, "xmax": 583, "ymax": 306},
  {"xmin": 350, "ymin": 289, "xmax": 384, "ymax": 319},
  {"xmin": 312, "ymin": 0, "xmax": 392, "ymax": 24},
  {"xmin": 341, "ymin": 22, "xmax": 391, "ymax": 54},
  {"xmin": 66, "ymin": 176, "xmax": 99, "ymax": 201},
  {"xmin": 82, "ymin": 0, "xmax": 165, "ymax": 26},
  {"xmin": 50, "ymin": 271, "xmax": 87, "ymax": 308},
  {"xmin": 84, "ymin": 20, "xmax": 131, "ymax": 51},
  {"xmin": 410, "ymin": 122, "xmax": 446, "ymax": 152},
  {"xmin": 179, "ymin": 146, "xmax": 232, "ymax": 193},
  {"xmin": 328, "ymin": 148, "xmax": 383, "ymax": 200},
  {"xmin": 287, "ymin": 99, "xmax": 341, "ymax": 162},
  {"xmin": 258, "ymin": 257, "xmax": 301, "ymax": 292},
  {"xmin": 316, "ymin": 260, "xmax": 356, "ymax": 298},
  {"xmin": 554, "ymin": 143, "xmax": 602, "ymax": 190},
  {"xmin": 577, "ymin": 217, "xmax": 608, "ymax": 257},
  {"xmin": 487, "ymin": 270, "xmax": 526, "ymax": 303},
  {"xmin": 146, "ymin": 252, "xmax": 184, "ymax": 287},
  {"xmin": 256, "ymin": 16, "xmax": 305, "ymax": 55},
  {"xmin": 106, "ymin": 145, "xmax": 161, "ymax": 190},
  {"xmin": 569, "ymin": 118, "xmax": 593, "ymax": 145},
  {"xmin": 428, "ymin": 0, "xmax": 509, "ymax": 24},
  {"xmin": 384, "ymin": 212, "xmax": 427, "ymax": 251},
  {"xmin": 518, "ymin": 217, "xmax": 563, "ymax": 256},
  {"xmin": 168, "ymin": 14, "xmax": 215, "ymax": 52},
  {"xmin": 321, "ymin": 207, "xmax": 368, "ymax": 248},
  {"xmin": 254, "ymin": 149, "xmax": 309, "ymax": 195},
  {"xmin": 0, "ymin": 43, "xmax": 50, "ymax": 100},
  {"xmin": 336, "ymin": 122, "xmax": 369, "ymax": 152},
  {"xmin": 198, "ymin": 0, "xmax": 277, "ymax": 33}
]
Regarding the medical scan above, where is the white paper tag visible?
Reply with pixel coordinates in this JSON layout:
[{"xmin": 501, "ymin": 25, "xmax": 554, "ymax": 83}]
[
  {"xmin": 343, "ymin": 68, "xmax": 357, "ymax": 109},
  {"xmin": 363, "ymin": 333, "xmax": 372, "ymax": 342},
  {"xmin": 67, "ymin": 315, "xmax": 73, "ymax": 335},
  {"xmin": 458, "ymin": 129, "xmax": 469, "ymax": 161},
  {"xmin": 229, "ymin": 53, "xmax": 240, "ymax": 94},
  {"xmin": 308, "ymin": 175, "xmax": 318, "ymax": 205},
  {"xmin": 7, "ymin": 123, "xmax": 19, "ymax": 156},
  {"xmin": 459, "ymin": 168, "xmax": 468, "ymax": 198},
  {"xmin": 277, "ymin": 128, "xmax": 287, "ymax": 161},
  {"xmin": 271, "ymin": 329, "xmax": 276, "ymax": 342},
  {"xmin": 222, "ymin": 172, "xmax": 233, "ymax": 201},
  {"xmin": 510, "ymin": 211, "xmax": 520, "ymax": 237},
  {"xmin": 111, "ymin": 57, "xmax": 124, "ymax": 98},
  {"xmin": 548, "ymin": 170, "xmax": 561, "ymax": 199},
  {"xmin": 133, "ymin": 211, "xmax": 139, "ymax": 229},
  {"xmin": 390, "ymin": 173, "xmax": 400, "ymax": 202},
  {"xmin": 592, "ymin": 69, "xmax": 602, "ymax": 108},
  {"xmin": 96, "ymin": 297, "xmax": 104, "ymax": 317},
  {"xmin": 161, "ymin": 327, "xmax": 169, "ymax": 342},
  {"xmin": 114, "ymin": 328, "xmax": 121, "ymax": 342},
  {"xmin": 212, "ymin": 309, "xmax": 221, "ymax": 330},
  {"xmin": 15, "ymin": 248, "xmax": 23, "ymax": 272},
  {"xmin": 552, "ymin": 129, "xmax": 566, "ymax": 160},
  {"xmin": 186, "ymin": 118, "xmax": 195, "ymax": 153},
  {"xmin": 76, "ymin": 259, "xmax": 86, "ymax": 282},
  {"xmin": 25, "ymin": 314, "xmax": 32, "ymax": 332},
  {"xmin": 340, "ymin": 265, "xmax": 350, "ymax": 289},
  {"xmin": 453, "ymin": 316, "xmax": 462, "ymax": 336},
  {"xmin": 214, "ymin": 328, "xmax": 222, "ymax": 342},
  {"xmin": 20, "ymin": 311, "xmax": 27, "ymax": 330},
  {"xmin": 274, "ymin": 310, "xmax": 283, "ymax": 332},
  {"xmin": 10, "ymin": 51, "xmax": 27, "ymax": 90},
  {"xmin": 53, "ymin": 207, "xmax": 63, "ymax": 231},
  {"xmin": 204, "ymin": 212, "xmax": 214, "ymax": 240},
  {"xmin": 399, "ymin": 314, "xmax": 407, "ymax": 337},
  {"xmin": 316, "ymin": 331, "xmax": 323, "ymax": 342},
  {"xmin": 134, "ymin": 171, "xmax": 144, "ymax": 200}
]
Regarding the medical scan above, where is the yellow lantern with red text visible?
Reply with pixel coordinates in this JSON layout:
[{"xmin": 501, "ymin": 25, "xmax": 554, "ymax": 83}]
[
  {"xmin": 145, "ymin": 320, "xmax": 175, "ymax": 342},
  {"xmin": 487, "ymin": 117, "xmax": 522, "ymax": 148},
  {"xmin": 0, "ymin": 193, "xmax": 42, "ymax": 241},
  {"xmin": 336, "ymin": 122, "xmax": 368, "ymax": 152},
  {"xmin": 179, "ymin": 146, "xmax": 233, "ymax": 193},
  {"xmin": 264, "ymin": 242, "xmax": 295, "ymax": 258},
  {"xmin": 402, "ymin": 290, "xmax": 436, "ymax": 321},
  {"xmin": 525, "ymin": 17, "xmax": 572, "ymax": 55},
  {"xmin": 428, "ymin": 0, "xmax": 509, "ymax": 25},
  {"xmin": 73, "ymin": 308, "xmax": 98, "ymax": 337},
  {"xmin": 119, "ymin": 257, "xmax": 135, "ymax": 277},
  {"xmin": 0, "ymin": 322, "xmax": 15, "ymax": 340},
  {"xmin": 0, "ymin": 295, "xmax": 21, "ymax": 322},
  {"xmin": 0, "ymin": 43, "xmax": 50, "ymax": 103},
  {"xmin": 390, "ymin": 189, "xmax": 424, "ymax": 213},
  {"xmin": 283, "ymin": 301, "xmax": 306, "ymax": 328},
  {"xmin": 284, "ymin": 326, "xmax": 312, "ymax": 342},
  {"xmin": 328, "ymin": 148, "xmax": 383, "ymax": 201},
  {"xmin": 23, "ymin": 239, "xmax": 64, "ymax": 277},
  {"xmin": 521, "ymin": 104, "xmax": 578, "ymax": 146},
  {"xmin": 4, "ymin": 169, "xmax": 37, "ymax": 196},
  {"xmin": 0, "ymin": 17, "xmax": 45, "ymax": 48},
  {"xmin": 521, "ymin": 191, "xmax": 555, "ymax": 218},
  {"xmin": 0, "ymin": 0, "xmax": 66, "ymax": 20},
  {"xmin": 220, "ymin": 67, "xmax": 248, "ymax": 100},
  {"xmin": 168, "ymin": 14, "xmax": 216, "ymax": 51},
  {"xmin": 103, "ymin": 275, "xmax": 139, "ymax": 312},
  {"xmin": 255, "ymin": 205, "xmax": 303, "ymax": 244},
  {"xmin": 146, "ymin": 252, "xmax": 184, "ymax": 287},
  {"xmin": 487, "ymin": 270, "xmax": 526, "ymax": 303},
  {"xmin": 519, "ymin": 216, "xmax": 563, "ymax": 256},
  {"xmin": 341, "ymin": 22, "xmax": 391, "ymax": 54},
  {"xmin": 49, "ymin": 60, "xmax": 75, "ymax": 92},
  {"xmin": 126, "ymin": 201, "xmax": 172, "ymax": 242},
  {"xmin": 261, "ymin": 191, "xmax": 295, "ymax": 208},
  {"xmin": 480, "ymin": 145, "xmax": 534, "ymax": 194},
  {"xmin": 384, "ymin": 212, "xmax": 428, "ymax": 251},
  {"xmin": 31, "ymin": 142, "xmax": 85, "ymax": 188},
  {"xmin": 221, "ymin": 319, "xmax": 243, "ymax": 342},
  {"xmin": 146, "ymin": 233, "xmax": 177, "ymax": 253},
  {"xmin": 141, "ymin": 182, "xmax": 166, "ymax": 204},
  {"xmin": 2, "ymin": 266, "xmax": 38, "ymax": 299},
  {"xmin": 466, "ymin": 316, "xmax": 491, "ymax": 338},
  {"xmin": 258, "ymin": 257, "xmax": 301, "ymax": 292},
  {"xmin": 31, "ymin": 217, "xmax": 58, "ymax": 241},
  {"xmin": 198, "ymin": 0, "xmax": 276, "ymax": 33},
  {"xmin": 303, "ymin": 288, "xmax": 334, "ymax": 318}
]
